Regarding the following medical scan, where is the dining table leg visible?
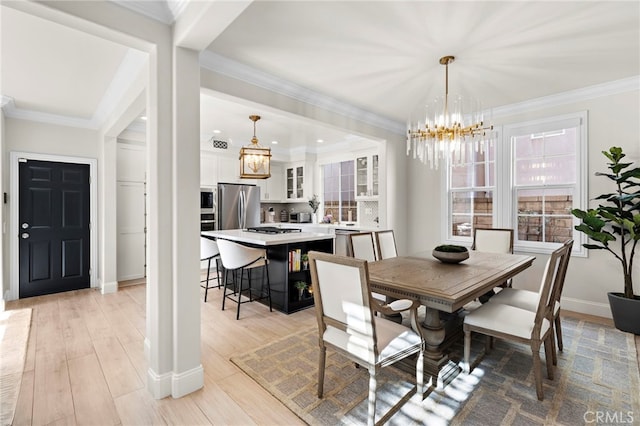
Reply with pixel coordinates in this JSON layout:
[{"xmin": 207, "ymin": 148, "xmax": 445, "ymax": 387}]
[{"xmin": 421, "ymin": 306, "xmax": 459, "ymax": 389}]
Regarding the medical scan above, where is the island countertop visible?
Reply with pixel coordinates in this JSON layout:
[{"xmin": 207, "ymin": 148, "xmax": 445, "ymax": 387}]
[{"xmin": 201, "ymin": 229, "xmax": 335, "ymax": 246}]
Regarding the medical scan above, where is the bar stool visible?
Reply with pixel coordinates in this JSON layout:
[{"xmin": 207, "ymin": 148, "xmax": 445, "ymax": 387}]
[
  {"xmin": 217, "ymin": 239, "xmax": 272, "ymax": 320},
  {"xmin": 200, "ymin": 236, "xmax": 221, "ymax": 303}
]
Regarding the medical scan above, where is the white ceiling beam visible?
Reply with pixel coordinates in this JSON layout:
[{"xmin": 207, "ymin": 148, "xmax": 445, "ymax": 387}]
[{"xmin": 173, "ymin": 0, "xmax": 252, "ymax": 51}]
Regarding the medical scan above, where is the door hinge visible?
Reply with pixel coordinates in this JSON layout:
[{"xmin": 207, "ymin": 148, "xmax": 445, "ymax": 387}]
[
  {"xmin": 89, "ymin": 268, "xmax": 91, "ymax": 276},
  {"xmin": 88, "ymin": 222, "xmax": 91, "ymax": 230}
]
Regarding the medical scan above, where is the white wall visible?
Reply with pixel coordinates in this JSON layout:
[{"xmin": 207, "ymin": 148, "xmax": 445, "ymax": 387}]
[
  {"xmin": 5, "ymin": 118, "xmax": 100, "ymax": 157},
  {"xmin": 1, "ymin": 110, "xmax": 5, "ymax": 308},
  {"xmin": 407, "ymin": 88, "xmax": 640, "ymax": 318}
]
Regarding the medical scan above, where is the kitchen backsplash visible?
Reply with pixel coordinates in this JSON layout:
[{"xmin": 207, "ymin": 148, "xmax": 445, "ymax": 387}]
[{"xmin": 359, "ymin": 201, "xmax": 379, "ymax": 227}]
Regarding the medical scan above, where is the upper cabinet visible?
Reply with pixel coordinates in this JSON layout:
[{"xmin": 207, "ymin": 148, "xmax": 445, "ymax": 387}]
[
  {"xmin": 355, "ymin": 153, "xmax": 379, "ymax": 200},
  {"xmin": 285, "ymin": 161, "xmax": 311, "ymax": 202},
  {"xmin": 258, "ymin": 162, "xmax": 284, "ymax": 202}
]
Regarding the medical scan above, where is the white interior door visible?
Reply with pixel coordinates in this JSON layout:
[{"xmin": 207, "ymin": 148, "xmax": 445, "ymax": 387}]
[{"xmin": 117, "ymin": 181, "xmax": 146, "ymax": 281}]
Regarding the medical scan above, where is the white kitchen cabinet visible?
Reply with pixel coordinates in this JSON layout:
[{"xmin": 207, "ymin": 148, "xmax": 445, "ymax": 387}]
[
  {"xmin": 355, "ymin": 153, "xmax": 379, "ymax": 200},
  {"xmin": 258, "ymin": 162, "xmax": 284, "ymax": 201},
  {"xmin": 217, "ymin": 154, "xmax": 242, "ymax": 183},
  {"xmin": 200, "ymin": 152, "xmax": 218, "ymax": 186},
  {"xmin": 285, "ymin": 162, "xmax": 308, "ymax": 201}
]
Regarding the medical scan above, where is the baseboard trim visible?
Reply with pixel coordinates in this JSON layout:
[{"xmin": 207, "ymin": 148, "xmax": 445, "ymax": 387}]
[
  {"xmin": 101, "ymin": 281, "xmax": 118, "ymax": 294},
  {"xmin": 561, "ymin": 297, "xmax": 612, "ymax": 319},
  {"xmin": 171, "ymin": 364, "xmax": 204, "ymax": 398},
  {"xmin": 147, "ymin": 367, "xmax": 172, "ymax": 399}
]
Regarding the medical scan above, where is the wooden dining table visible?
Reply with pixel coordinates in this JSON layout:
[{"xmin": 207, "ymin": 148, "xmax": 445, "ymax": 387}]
[{"xmin": 367, "ymin": 250, "xmax": 535, "ymax": 388}]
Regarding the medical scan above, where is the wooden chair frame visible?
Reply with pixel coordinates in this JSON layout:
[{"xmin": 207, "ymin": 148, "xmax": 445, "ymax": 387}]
[{"xmin": 308, "ymin": 251, "xmax": 425, "ymax": 426}]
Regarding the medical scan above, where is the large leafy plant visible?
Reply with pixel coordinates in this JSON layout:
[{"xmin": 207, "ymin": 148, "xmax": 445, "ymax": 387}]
[{"xmin": 572, "ymin": 147, "xmax": 640, "ymax": 299}]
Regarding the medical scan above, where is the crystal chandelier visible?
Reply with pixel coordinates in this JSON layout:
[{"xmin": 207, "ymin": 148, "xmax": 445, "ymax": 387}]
[
  {"xmin": 407, "ymin": 55, "xmax": 493, "ymax": 169},
  {"xmin": 239, "ymin": 115, "xmax": 271, "ymax": 179}
]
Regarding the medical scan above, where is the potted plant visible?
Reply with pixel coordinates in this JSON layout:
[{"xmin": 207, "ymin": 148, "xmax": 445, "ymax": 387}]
[
  {"xmin": 294, "ymin": 281, "xmax": 308, "ymax": 300},
  {"xmin": 301, "ymin": 253, "xmax": 309, "ymax": 270},
  {"xmin": 308, "ymin": 194, "xmax": 320, "ymax": 223},
  {"xmin": 571, "ymin": 146, "xmax": 639, "ymax": 334}
]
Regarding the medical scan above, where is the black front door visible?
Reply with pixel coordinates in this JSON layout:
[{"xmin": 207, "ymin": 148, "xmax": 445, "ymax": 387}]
[{"xmin": 19, "ymin": 159, "xmax": 90, "ymax": 298}]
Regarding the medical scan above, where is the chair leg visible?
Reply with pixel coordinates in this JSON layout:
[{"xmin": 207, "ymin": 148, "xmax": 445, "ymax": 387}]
[
  {"xmin": 236, "ymin": 268, "xmax": 244, "ymax": 320},
  {"xmin": 204, "ymin": 258, "xmax": 211, "ymax": 303},
  {"xmin": 367, "ymin": 367, "xmax": 377, "ymax": 426},
  {"xmin": 544, "ymin": 335, "xmax": 555, "ymax": 380},
  {"xmin": 463, "ymin": 330, "xmax": 471, "ymax": 374},
  {"xmin": 531, "ymin": 341, "xmax": 544, "ymax": 401},
  {"xmin": 416, "ymin": 349, "xmax": 424, "ymax": 398},
  {"xmin": 555, "ymin": 314, "xmax": 563, "ymax": 352},
  {"xmin": 214, "ymin": 258, "xmax": 222, "ymax": 289},
  {"xmin": 221, "ymin": 269, "xmax": 229, "ymax": 311},
  {"xmin": 265, "ymin": 263, "xmax": 272, "ymax": 312},
  {"xmin": 550, "ymin": 326, "xmax": 558, "ymax": 366},
  {"xmin": 317, "ymin": 346, "xmax": 326, "ymax": 398}
]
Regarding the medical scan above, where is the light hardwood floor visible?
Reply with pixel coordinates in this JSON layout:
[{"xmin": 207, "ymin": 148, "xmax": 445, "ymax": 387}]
[
  {"xmin": 6, "ymin": 281, "xmax": 639, "ymax": 425},
  {"xmin": 7, "ymin": 280, "xmax": 315, "ymax": 425}
]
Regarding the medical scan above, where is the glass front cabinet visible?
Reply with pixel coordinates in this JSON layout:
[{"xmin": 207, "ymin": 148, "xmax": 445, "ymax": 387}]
[
  {"xmin": 286, "ymin": 163, "xmax": 305, "ymax": 201},
  {"xmin": 355, "ymin": 154, "xmax": 379, "ymax": 200}
]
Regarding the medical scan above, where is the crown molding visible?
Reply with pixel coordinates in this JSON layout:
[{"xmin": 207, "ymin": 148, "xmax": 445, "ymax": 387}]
[
  {"xmin": 492, "ymin": 75, "xmax": 640, "ymax": 118},
  {"xmin": 1, "ymin": 48, "xmax": 146, "ymax": 130},
  {"xmin": 109, "ymin": 0, "xmax": 189, "ymax": 24},
  {"xmin": 199, "ymin": 50, "xmax": 407, "ymax": 136}
]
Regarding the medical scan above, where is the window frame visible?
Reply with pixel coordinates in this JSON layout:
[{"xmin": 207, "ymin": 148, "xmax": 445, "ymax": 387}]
[{"xmin": 442, "ymin": 111, "xmax": 588, "ymax": 256}]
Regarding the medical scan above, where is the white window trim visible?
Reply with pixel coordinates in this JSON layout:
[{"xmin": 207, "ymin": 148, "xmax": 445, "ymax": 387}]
[{"xmin": 442, "ymin": 111, "xmax": 588, "ymax": 257}]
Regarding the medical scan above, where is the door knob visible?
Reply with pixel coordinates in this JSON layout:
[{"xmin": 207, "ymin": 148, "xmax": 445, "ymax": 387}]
[{"xmin": 21, "ymin": 232, "xmax": 30, "ymax": 239}]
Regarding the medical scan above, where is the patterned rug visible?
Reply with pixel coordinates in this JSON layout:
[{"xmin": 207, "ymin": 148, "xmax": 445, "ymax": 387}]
[
  {"xmin": 231, "ymin": 316, "xmax": 640, "ymax": 425},
  {"xmin": 0, "ymin": 308, "xmax": 32, "ymax": 426}
]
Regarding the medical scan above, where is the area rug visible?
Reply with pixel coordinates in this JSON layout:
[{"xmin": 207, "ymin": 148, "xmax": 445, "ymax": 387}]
[
  {"xmin": 0, "ymin": 308, "xmax": 32, "ymax": 426},
  {"xmin": 231, "ymin": 316, "xmax": 640, "ymax": 425}
]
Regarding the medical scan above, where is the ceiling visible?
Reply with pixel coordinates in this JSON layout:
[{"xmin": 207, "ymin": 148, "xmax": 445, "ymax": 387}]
[{"xmin": 2, "ymin": 1, "xmax": 639, "ymax": 153}]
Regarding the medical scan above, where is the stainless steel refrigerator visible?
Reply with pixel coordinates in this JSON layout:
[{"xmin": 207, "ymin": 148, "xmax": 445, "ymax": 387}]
[{"xmin": 217, "ymin": 183, "xmax": 261, "ymax": 230}]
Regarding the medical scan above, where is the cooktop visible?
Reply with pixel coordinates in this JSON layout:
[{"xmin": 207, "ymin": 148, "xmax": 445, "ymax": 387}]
[{"xmin": 246, "ymin": 226, "xmax": 302, "ymax": 234}]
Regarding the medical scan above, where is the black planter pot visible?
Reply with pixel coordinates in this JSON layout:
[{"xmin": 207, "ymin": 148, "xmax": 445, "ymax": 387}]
[{"xmin": 608, "ymin": 292, "xmax": 640, "ymax": 335}]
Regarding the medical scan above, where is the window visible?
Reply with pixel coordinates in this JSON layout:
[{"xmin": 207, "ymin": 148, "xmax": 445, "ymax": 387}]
[
  {"xmin": 323, "ymin": 160, "xmax": 356, "ymax": 222},
  {"xmin": 449, "ymin": 143, "xmax": 496, "ymax": 237},
  {"xmin": 445, "ymin": 112, "xmax": 587, "ymax": 255}
]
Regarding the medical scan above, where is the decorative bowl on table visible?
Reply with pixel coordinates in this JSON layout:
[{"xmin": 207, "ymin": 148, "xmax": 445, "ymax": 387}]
[{"xmin": 432, "ymin": 244, "xmax": 469, "ymax": 264}]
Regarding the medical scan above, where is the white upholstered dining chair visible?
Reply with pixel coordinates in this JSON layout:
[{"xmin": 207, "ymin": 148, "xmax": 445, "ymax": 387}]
[
  {"xmin": 375, "ymin": 230, "xmax": 398, "ymax": 260},
  {"xmin": 463, "ymin": 241, "xmax": 571, "ymax": 400},
  {"xmin": 308, "ymin": 251, "xmax": 425, "ymax": 426},
  {"xmin": 472, "ymin": 227, "xmax": 515, "ymax": 297},
  {"xmin": 349, "ymin": 232, "xmax": 378, "ymax": 261},
  {"xmin": 490, "ymin": 239, "xmax": 574, "ymax": 357},
  {"xmin": 472, "ymin": 227, "xmax": 514, "ymax": 254}
]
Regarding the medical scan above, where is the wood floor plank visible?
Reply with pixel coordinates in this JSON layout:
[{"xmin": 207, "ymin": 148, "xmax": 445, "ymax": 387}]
[
  {"xmin": 12, "ymin": 369, "xmax": 34, "ymax": 426},
  {"xmin": 190, "ymin": 375, "xmax": 257, "ymax": 425},
  {"xmin": 31, "ymin": 359, "xmax": 74, "ymax": 426},
  {"xmin": 156, "ymin": 393, "xmax": 211, "ymax": 425},
  {"xmin": 67, "ymin": 353, "xmax": 120, "ymax": 425},
  {"xmin": 22, "ymin": 312, "xmax": 37, "ymax": 372},
  {"xmin": 114, "ymin": 388, "xmax": 166, "ymax": 425},
  {"xmin": 121, "ymin": 339, "xmax": 148, "ymax": 384},
  {"xmin": 217, "ymin": 371, "xmax": 305, "ymax": 425},
  {"xmin": 61, "ymin": 317, "xmax": 94, "ymax": 360},
  {"xmin": 93, "ymin": 336, "xmax": 144, "ymax": 398}
]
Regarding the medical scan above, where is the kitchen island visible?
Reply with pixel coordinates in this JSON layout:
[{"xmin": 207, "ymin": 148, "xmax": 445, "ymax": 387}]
[{"xmin": 202, "ymin": 228, "xmax": 334, "ymax": 314}]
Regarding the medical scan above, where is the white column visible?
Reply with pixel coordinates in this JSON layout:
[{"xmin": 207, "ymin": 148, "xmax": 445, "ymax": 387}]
[
  {"xmin": 170, "ymin": 46, "xmax": 203, "ymax": 397},
  {"xmin": 100, "ymin": 135, "xmax": 118, "ymax": 293},
  {"xmin": 145, "ymin": 45, "xmax": 175, "ymax": 399}
]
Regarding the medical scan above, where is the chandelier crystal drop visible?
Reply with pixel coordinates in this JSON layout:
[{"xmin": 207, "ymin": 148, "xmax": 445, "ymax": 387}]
[
  {"xmin": 407, "ymin": 55, "xmax": 494, "ymax": 169},
  {"xmin": 239, "ymin": 115, "xmax": 271, "ymax": 179}
]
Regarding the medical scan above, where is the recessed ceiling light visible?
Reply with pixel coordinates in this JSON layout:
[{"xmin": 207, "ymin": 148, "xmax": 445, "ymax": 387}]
[
  {"xmin": 317, "ymin": 139, "xmax": 324, "ymax": 143},
  {"xmin": 271, "ymin": 140, "xmax": 278, "ymax": 145},
  {"xmin": 213, "ymin": 129, "xmax": 221, "ymax": 134}
]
